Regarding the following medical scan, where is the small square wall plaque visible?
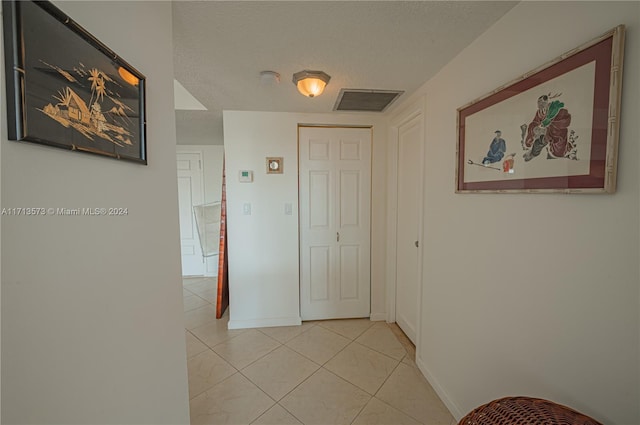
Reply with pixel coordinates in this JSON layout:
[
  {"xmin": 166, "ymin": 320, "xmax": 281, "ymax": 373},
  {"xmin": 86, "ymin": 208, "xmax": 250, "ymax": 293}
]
[{"xmin": 266, "ymin": 157, "xmax": 283, "ymax": 174}]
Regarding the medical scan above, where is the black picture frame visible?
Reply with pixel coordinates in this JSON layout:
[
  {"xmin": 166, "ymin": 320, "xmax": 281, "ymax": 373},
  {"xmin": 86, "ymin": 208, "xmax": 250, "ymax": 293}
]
[{"xmin": 2, "ymin": 0, "xmax": 147, "ymax": 164}]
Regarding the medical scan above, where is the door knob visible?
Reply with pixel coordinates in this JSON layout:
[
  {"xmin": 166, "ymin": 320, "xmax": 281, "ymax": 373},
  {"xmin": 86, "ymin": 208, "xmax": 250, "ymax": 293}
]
[{"xmin": 414, "ymin": 240, "xmax": 419, "ymax": 248}]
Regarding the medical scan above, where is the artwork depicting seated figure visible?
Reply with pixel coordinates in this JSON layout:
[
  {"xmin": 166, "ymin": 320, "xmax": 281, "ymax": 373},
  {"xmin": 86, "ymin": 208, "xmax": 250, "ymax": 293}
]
[
  {"xmin": 522, "ymin": 94, "xmax": 573, "ymax": 161},
  {"xmin": 483, "ymin": 130, "xmax": 506, "ymax": 165}
]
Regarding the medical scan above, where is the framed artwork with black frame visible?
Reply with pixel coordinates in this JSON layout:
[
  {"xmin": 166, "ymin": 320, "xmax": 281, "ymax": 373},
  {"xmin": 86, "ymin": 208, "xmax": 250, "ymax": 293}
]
[
  {"xmin": 2, "ymin": 0, "xmax": 147, "ymax": 164},
  {"xmin": 456, "ymin": 25, "xmax": 625, "ymax": 193}
]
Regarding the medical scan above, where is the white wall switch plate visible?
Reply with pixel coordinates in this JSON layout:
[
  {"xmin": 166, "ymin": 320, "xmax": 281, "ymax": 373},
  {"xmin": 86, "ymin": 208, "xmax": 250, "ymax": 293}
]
[
  {"xmin": 243, "ymin": 203, "xmax": 251, "ymax": 215},
  {"xmin": 284, "ymin": 203, "xmax": 293, "ymax": 215}
]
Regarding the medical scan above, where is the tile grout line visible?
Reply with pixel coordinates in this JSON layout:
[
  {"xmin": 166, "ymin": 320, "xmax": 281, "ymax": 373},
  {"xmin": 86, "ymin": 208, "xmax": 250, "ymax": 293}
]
[
  {"xmin": 211, "ymin": 330, "xmax": 282, "ymax": 371},
  {"xmin": 354, "ymin": 335, "xmax": 408, "ymax": 362},
  {"xmin": 371, "ymin": 361, "xmax": 434, "ymax": 425},
  {"xmin": 272, "ymin": 327, "xmax": 362, "ymax": 418},
  {"xmin": 255, "ymin": 320, "xmax": 318, "ymax": 343},
  {"xmin": 316, "ymin": 320, "xmax": 376, "ymax": 340},
  {"xmin": 275, "ymin": 400, "xmax": 307, "ymax": 425},
  {"xmin": 187, "ymin": 368, "xmax": 240, "ymax": 402},
  {"xmin": 183, "ymin": 291, "xmax": 214, "ymax": 310},
  {"xmin": 349, "ymin": 396, "xmax": 373, "ymax": 425},
  {"xmin": 239, "ymin": 335, "xmax": 316, "ymax": 425}
]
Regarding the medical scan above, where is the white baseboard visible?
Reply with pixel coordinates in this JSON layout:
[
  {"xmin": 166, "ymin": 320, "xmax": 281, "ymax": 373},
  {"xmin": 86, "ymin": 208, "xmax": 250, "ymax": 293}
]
[
  {"xmin": 227, "ymin": 316, "xmax": 302, "ymax": 330},
  {"xmin": 415, "ymin": 354, "xmax": 464, "ymax": 421},
  {"xmin": 369, "ymin": 312, "xmax": 387, "ymax": 321}
]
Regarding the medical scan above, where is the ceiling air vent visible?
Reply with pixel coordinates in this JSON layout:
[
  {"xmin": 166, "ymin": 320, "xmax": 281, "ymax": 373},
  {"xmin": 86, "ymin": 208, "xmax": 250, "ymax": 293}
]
[{"xmin": 333, "ymin": 89, "xmax": 404, "ymax": 112}]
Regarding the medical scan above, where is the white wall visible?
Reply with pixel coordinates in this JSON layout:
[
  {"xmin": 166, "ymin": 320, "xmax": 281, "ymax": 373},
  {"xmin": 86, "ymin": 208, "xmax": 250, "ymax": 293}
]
[
  {"xmin": 1, "ymin": 2, "xmax": 190, "ymax": 423},
  {"xmin": 390, "ymin": 2, "xmax": 639, "ymax": 424},
  {"xmin": 177, "ymin": 145, "xmax": 225, "ymax": 276},
  {"xmin": 223, "ymin": 111, "xmax": 388, "ymax": 329}
]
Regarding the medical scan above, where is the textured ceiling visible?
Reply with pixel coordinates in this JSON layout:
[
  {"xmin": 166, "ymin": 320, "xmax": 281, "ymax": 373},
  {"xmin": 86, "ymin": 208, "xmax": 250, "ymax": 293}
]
[{"xmin": 172, "ymin": 1, "xmax": 517, "ymax": 145}]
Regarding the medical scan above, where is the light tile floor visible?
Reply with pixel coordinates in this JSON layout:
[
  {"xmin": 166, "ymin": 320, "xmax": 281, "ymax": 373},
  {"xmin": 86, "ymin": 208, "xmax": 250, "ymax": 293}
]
[{"xmin": 183, "ymin": 277, "xmax": 456, "ymax": 425}]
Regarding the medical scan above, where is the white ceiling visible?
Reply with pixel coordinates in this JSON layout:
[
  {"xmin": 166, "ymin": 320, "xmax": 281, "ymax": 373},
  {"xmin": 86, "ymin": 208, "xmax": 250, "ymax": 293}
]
[{"xmin": 172, "ymin": 1, "xmax": 518, "ymax": 145}]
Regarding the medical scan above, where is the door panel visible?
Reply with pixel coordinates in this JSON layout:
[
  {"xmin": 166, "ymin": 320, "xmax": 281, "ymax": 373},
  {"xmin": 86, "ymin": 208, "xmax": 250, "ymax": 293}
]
[
  {"xmin": 299, "ymin": 126, "xmax": 371, "ymax": 320},
  {"xmin": 340, "ymin": 170, "xmax": 360, "ymax": 227},
  {"xmin": 309, "ymin": 171, "xmax": 331, "ymax": 228},
  {"xmin": 340, "ymin": 139, "xmax": 361, "ymax": 160},
  {"xmin": 310, "ymin": 246, "xmax": 331, "ymax": 302},
  {"xmin": 396, "ymin": 115, "xmax": 424, "ymax": 343},
  {"xmin": 339, "ymin": 245, "xmax": 360, "ymax": 300}
]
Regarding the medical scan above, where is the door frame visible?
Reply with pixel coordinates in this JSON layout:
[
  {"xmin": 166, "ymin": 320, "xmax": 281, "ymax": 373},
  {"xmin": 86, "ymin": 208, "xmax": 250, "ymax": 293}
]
[
  {"xmin": 297, "ymin": 124, "xmax": 373, "ymax": 320},
  {"xmin": 386, "ymin": 96, "xmax": 426, "ymax": 342}
]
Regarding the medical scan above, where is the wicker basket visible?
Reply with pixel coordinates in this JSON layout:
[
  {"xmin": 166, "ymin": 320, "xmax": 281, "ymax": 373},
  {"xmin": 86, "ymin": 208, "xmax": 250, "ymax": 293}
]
[{"xmin": 458, "ymin": 396, "xmax": 603, "ymax": 425}]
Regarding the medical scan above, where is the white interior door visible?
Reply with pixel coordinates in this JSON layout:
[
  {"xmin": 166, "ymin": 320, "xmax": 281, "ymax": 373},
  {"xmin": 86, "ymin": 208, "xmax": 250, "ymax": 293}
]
[
  {"xmin": 299, "ymin": 126, "xmax": 372, "ymax": 320},
  {"xmin": 395, "ymin": 114, "xmax": 424, "ymax": 344},
  {"xmin": 177, "ymin": 152, "xmax": 205, "ymax": 276}
]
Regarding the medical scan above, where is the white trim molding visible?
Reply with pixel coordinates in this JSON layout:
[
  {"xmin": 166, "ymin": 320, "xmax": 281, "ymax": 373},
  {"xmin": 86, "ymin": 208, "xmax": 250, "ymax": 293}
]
[{"xmin": 416, "ymin": 354, "xmax": 464, "ymax": 421}]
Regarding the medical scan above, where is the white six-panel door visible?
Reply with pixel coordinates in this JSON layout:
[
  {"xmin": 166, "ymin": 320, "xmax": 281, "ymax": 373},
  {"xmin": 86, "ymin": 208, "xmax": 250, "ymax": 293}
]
[
  {"xmin": 299, "ymin": 126, "xmax": 372, "ymax": 320},
  {"xmin": 177, "ymin": 152, "xmax": 205, "ymax": 276}
]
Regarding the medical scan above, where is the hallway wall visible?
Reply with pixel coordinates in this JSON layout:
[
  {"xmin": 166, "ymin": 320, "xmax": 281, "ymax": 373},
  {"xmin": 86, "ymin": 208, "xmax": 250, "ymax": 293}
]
[
  {"xmin": 223, "ymin": 112, "xmax": 388, "ymax": 329},
  {"xmin": 1, "ymin": 2, "xmax": 190, "ymax": 423},
  {"xmin": 391, "ymin": 2, "xmax": 639, "ymax": 423}
]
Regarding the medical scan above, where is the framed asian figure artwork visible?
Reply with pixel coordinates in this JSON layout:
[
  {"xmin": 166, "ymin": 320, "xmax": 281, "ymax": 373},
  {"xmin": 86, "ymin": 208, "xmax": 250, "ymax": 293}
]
[
  {"xmin": 2, "ymin": 0, "xmax": 147, "ymax": 164},
  {"xmin": 456, "ymin": 25, "xmax": 625, "ymax": 193}
]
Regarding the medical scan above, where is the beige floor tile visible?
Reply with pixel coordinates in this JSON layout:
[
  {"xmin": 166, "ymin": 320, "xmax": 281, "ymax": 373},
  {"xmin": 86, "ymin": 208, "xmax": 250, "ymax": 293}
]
[
  {"xmin": 251, "ymin": 404, "xmax": 302, "ymax": 425},
  {"xmin": 352, "ymin": 397, "xmax": 421, "ymax": 425},
  {"xmin": 213, "ymin": 329, "xmax": 280, "ymax": 369},
  {"xmin": 191, "ymin": 287, "xmax": 218, "ymax": 304},
  {"xmin": 402, "ymin": 353, "xmax": 421, "ymax": 370},
  {"xmin": 242, "ymin": 345, "xmax": 320, "ymax": 401},
  {"xmin": 190, "ymin": 373, "xmax": 274, "ymax": 425},
  {"xmin": 356, "ymin": 322, "xmax": 406, "ymax": 360},
  {"xmin": 258, "ymin": 322, "xmax": 316, "ymax": 343},
  {"xmin": 187, "ymin": 350, "xmax": 236, "ymax": 399},
  {"xmin": 183, "ymin": 294, "xmax": 210, "ymax": 312},
  {"xmin": 280, "ymin": 368, "xmax": 371, "ymax": 425},
  {"xmin": 318, "ymin": 318, "xmax": 375, "ymax": 340},
  {"xmin": 185, "ymin": 331, "xmax": 209, "ymax": 359},
  {"xmin": 190, "ymin": 319, "xmax": 245, "ymax": 349},
  {"xmin": 183, "ymin": 277, "xmax": 215, "ymax": 291},
  {"xmin": 324, "ymin": 342, "xmax": 399, "ymax": 395},
  {"xmin": 183, "ymin": 277, "xmax": 205, "ymax": 285},
  {"xmin": 376, "ymin": 363, "xmax": 454, "ymax": 425},
  {"xmin": 285, "ymin": 325, "xmax": 350, "ymax": 365},
  {"xmin": 184, "ymin": 304, "xmax": 218, "ymax": 330}
]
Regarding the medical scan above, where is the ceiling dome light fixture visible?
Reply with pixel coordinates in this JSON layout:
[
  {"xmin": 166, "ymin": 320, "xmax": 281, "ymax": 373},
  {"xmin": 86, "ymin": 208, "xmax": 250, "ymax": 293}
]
[
  {"xmin": 292, "ymin": 70, "xmax": 331, "ymax": 98},
  {"xmin": 260, "ymin": 70, "xmax": 281, "ymax": 86}
]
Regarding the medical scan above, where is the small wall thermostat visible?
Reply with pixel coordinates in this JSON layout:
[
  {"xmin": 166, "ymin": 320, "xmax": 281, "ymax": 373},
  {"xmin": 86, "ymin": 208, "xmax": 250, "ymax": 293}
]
[{"xmin": 238, "ymin": 170, "xmax": 253, "ymax": 183}]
